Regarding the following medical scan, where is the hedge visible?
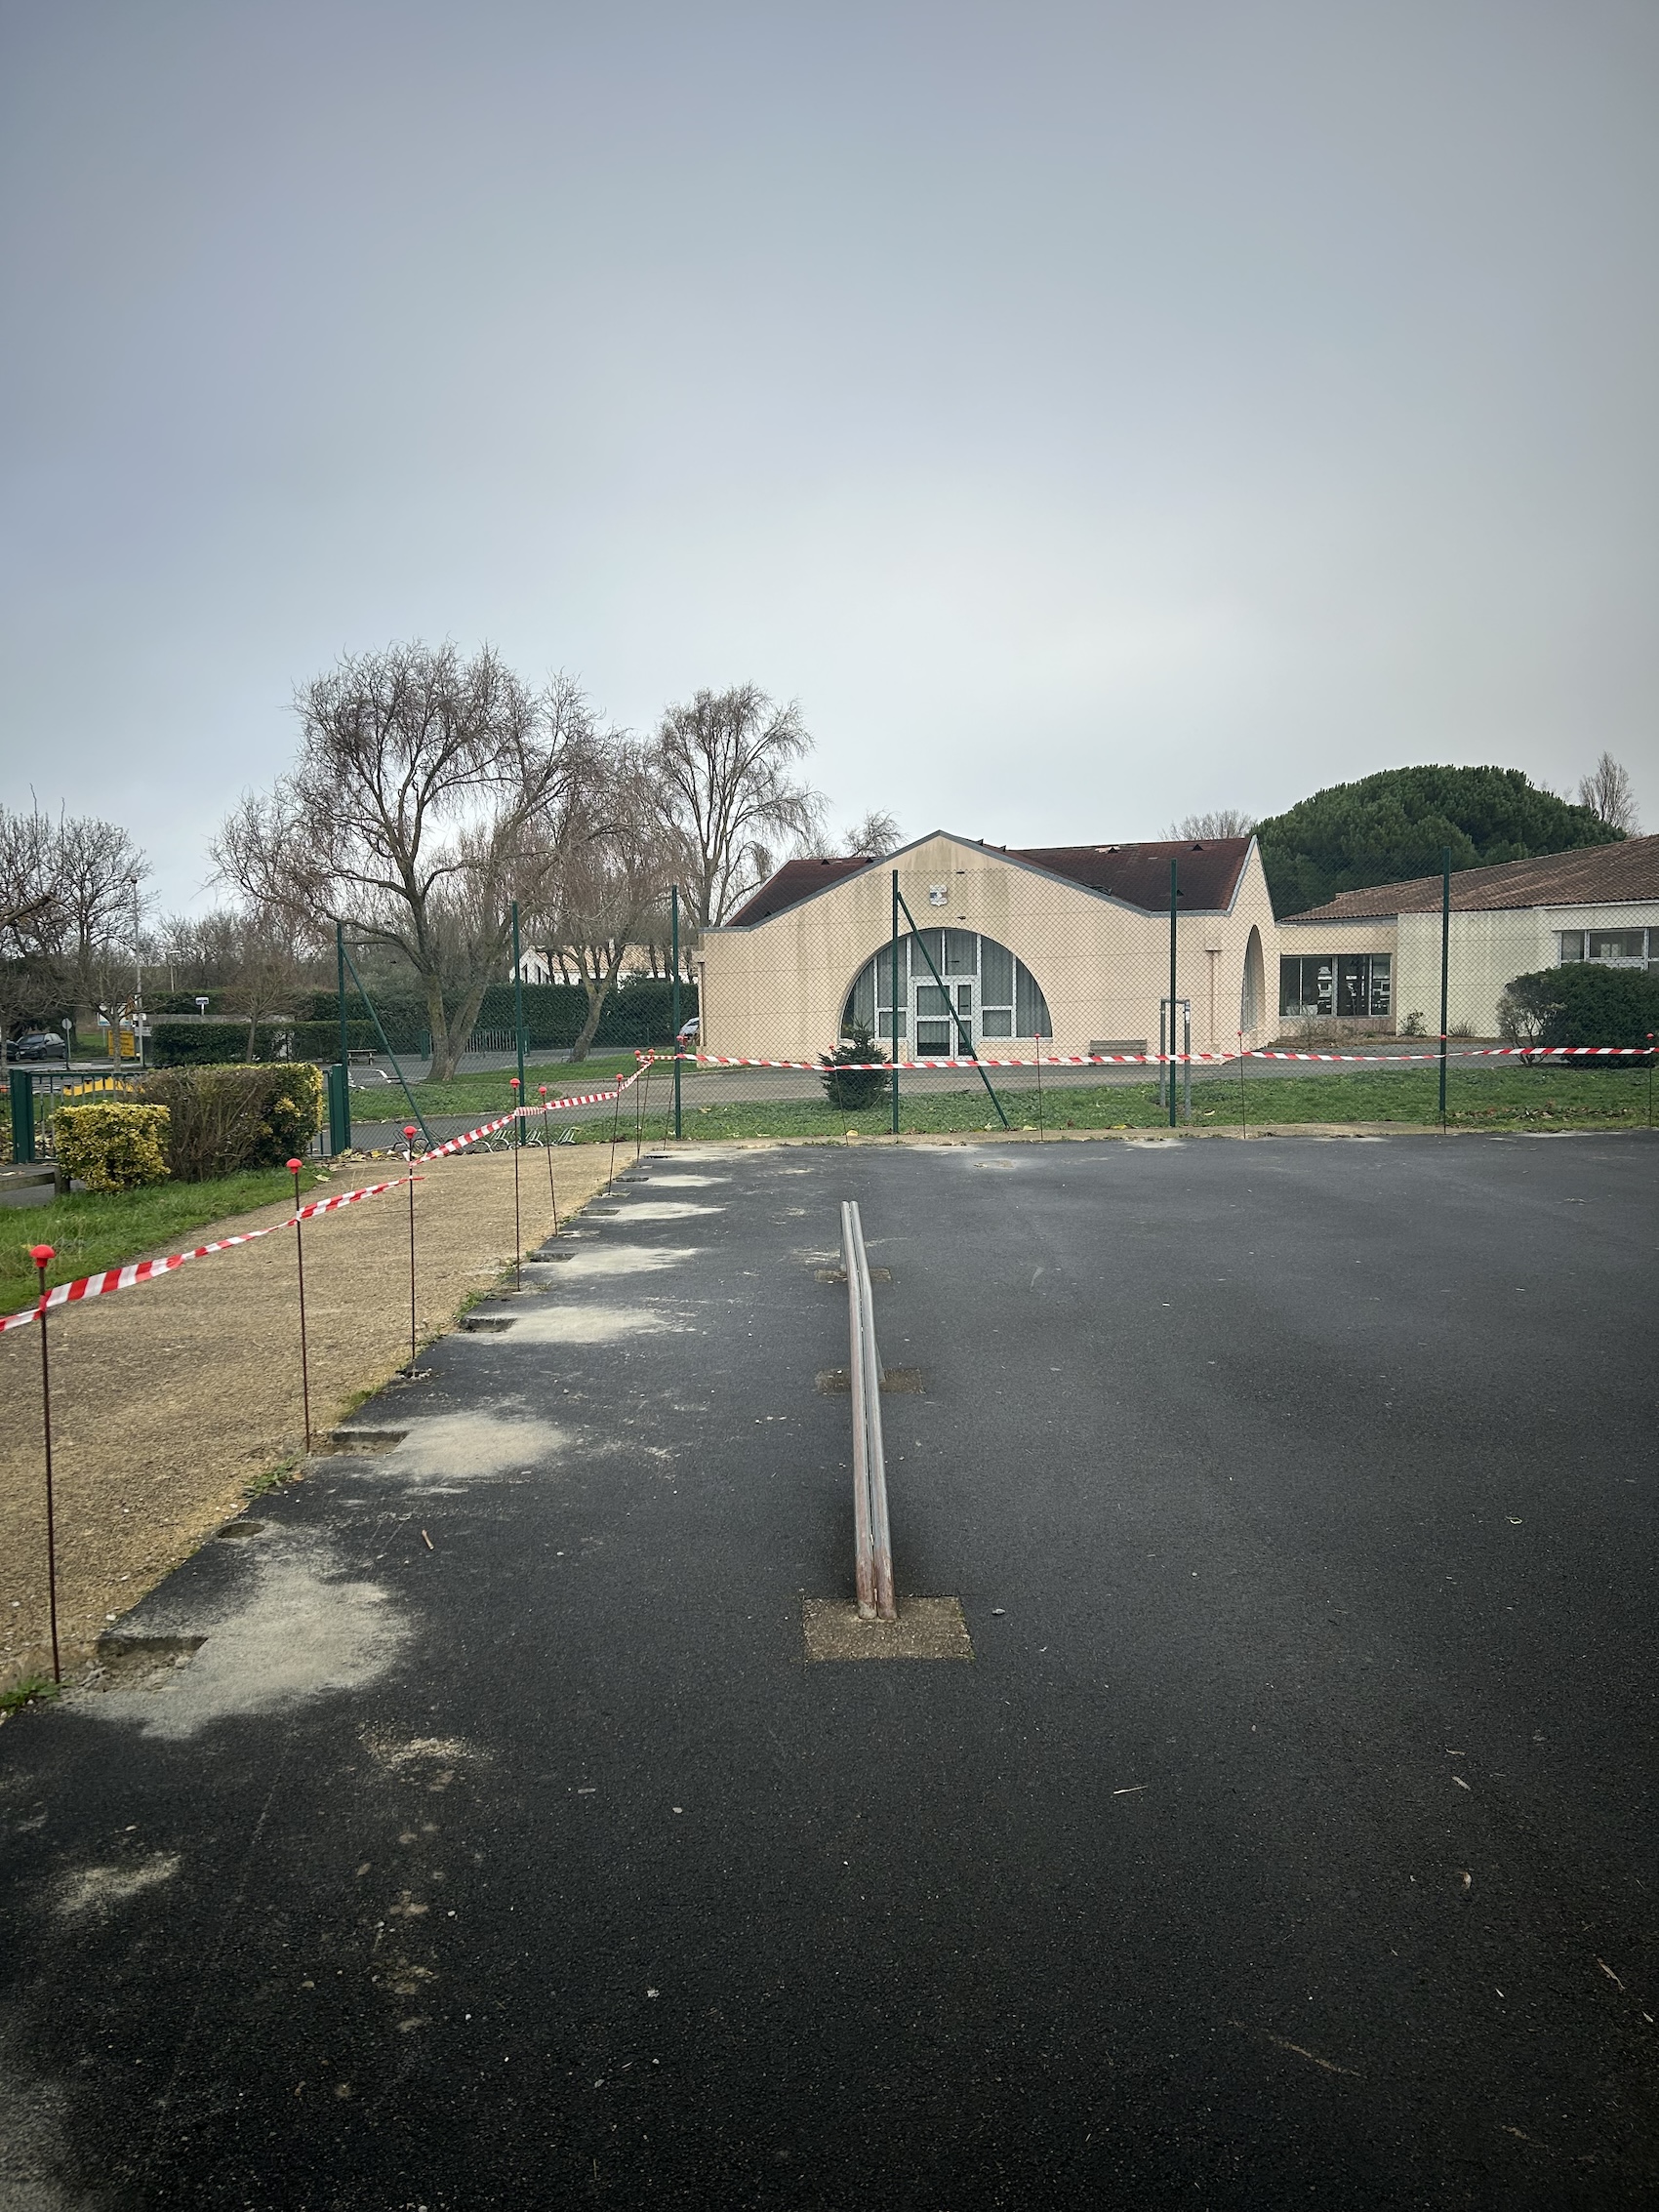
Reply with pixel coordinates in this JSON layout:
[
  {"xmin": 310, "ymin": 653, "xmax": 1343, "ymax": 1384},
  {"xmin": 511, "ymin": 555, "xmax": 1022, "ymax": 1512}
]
[
  {"xmin": 1497, "ymin": 964, "xmax": 1659, "ymax": 1056},
  {"xmin": 150, "ymin": 1020, "xmax": 384, "ymax": 1066},
  {"xmin": 130, "ymin": 1064, "xmax": 323, "ymax": 1181},
  {"xmin": 53, "ymin": 1103, "xmax": 171, "ymax": 1192},
  {"xmin": 298, "ymin": 981, "xmax": 699, "ymax": 1052}
]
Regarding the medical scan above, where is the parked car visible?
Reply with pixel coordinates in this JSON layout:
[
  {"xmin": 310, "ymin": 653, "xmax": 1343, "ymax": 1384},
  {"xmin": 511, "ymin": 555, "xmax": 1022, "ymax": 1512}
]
[{"xmin": 8, "ymin": 1032, "xmax": 67, "ymax": 1062}]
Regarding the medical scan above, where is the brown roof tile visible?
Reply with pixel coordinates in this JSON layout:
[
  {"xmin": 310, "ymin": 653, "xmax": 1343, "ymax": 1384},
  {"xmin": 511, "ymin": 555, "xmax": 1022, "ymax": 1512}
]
[
  {"xmin": 1285, "ymin": 835, "xmax": 1659, "ymax": 922},
  {"xmin": 1012, "ymin": 838, "xmax": 1251, "ymax": 912},
  {"xmin": 724, "ymin": 835, "xmax": 1253, "ymax": 927},
  {"xmin": 724, "ymin": 856, "xmax": 874, "ymax": 926}
]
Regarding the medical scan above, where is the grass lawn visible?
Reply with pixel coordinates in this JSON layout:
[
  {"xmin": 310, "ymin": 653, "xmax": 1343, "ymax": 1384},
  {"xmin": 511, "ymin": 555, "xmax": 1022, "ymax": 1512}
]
[
  {"xmin": 405, "ymin": 1054, "xmax": 643, "ymax": 1118},
  {"xmin": 574, "ymin": 1063, "xmax": 1659, "ymax": 1146},
  {"xmin": 1, "ymin": 1162, "xmax": 332, "ymax": 1306}
]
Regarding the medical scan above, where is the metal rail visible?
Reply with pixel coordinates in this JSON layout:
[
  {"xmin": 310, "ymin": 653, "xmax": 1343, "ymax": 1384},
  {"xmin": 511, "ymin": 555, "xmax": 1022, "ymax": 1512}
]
[{"xmin": 841, "ymin": 1200, "xmax": 895, "ymax": 1621}]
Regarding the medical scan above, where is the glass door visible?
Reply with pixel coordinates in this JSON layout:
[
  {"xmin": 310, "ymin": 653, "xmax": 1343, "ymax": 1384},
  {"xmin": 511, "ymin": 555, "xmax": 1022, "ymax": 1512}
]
[{"xmin": 913, "ymin": 976, "xmax": 974, "ymax": 1056}]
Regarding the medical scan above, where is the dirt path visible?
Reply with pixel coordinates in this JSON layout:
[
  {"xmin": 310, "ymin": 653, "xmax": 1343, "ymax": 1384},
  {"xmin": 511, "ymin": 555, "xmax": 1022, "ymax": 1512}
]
[{"xmin": 1, "ymin": 1145, "xmax": 621, "ymax": 1691}]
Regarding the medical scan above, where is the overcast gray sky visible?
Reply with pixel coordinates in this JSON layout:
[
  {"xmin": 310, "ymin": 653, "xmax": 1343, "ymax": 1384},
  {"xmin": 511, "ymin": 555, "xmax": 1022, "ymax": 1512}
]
[{"xmin": 3, "ymin": 0, "xmax": 1655, "ymax": 913}]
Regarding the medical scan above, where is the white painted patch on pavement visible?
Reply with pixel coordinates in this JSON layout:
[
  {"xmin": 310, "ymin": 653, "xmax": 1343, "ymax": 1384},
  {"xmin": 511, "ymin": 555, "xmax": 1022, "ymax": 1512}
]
[
  {"xmin": 536, "ymin": 1244, "xmax": 700, "ymax": 1278},
  {"xmin": 80, "ymin": 1535, "xmax": 412, "ymax": 1742},
  {"xmin": 608, "ymin": 1201, "xmax": 722, "ymax": 1221},
  {"xmin": 469, "ymin": 1306, "xmax": 688, "ymax": 1347},
  {"xmin": 392, "ymin": 1412, "xmax": 566, "ymax": 1480}
]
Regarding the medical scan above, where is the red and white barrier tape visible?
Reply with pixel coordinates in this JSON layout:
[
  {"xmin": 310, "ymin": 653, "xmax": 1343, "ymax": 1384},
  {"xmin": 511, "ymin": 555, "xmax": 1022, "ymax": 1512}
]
[
  {"xmin": 680, "ymin": 1044, "xmax": 1654, "ymax": 1072},
  {"xmin": 413, "ymin": 1066, "xmax": 647, "ymax": 1161},
  {"xmin": 2, "ymin": 1065, "xmax": 655, "ymax": 1337},
  {"xmin": 0, "ymin": 1179, "xmax": 403, "ymax": 1338}
]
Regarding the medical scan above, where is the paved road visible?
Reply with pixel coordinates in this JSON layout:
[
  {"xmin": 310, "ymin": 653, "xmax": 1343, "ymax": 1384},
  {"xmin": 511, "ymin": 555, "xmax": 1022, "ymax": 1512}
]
[{"xmin": 2, "ymin": 1133, "xmax": 1655, "ymax": 2208}]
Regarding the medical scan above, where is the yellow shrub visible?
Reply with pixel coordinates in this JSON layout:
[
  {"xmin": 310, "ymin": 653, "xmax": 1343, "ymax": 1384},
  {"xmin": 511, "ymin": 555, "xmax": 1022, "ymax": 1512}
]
[{"xmin": 53, "ymin": 1103, "xmax": 172, "ymax": 1192}]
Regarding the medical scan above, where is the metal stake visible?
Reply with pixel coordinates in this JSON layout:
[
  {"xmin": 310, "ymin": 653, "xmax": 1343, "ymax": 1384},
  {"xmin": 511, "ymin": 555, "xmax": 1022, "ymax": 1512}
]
[
  {"xmin": 30, "ymin": 1246, "xmax": 60, "ymax": 1683},
  {"xmin": 1237, "ymin": 1030, "xmax": 1247, "ymax": 1140},
  {"xmin": 539, "ymin": 1085, "xmax": 559, "ymax": 1233},
  {"xmin": 508, "ymin": 1078, "xmax": 522, "ymax": 1291},
  {"xmin": 403, "ymin": 1124, "xmax": 419, "ymax": 1372},
  {"xmin": 287, "ymin": 1160, "xmax": 311, "ymax": 1454}
]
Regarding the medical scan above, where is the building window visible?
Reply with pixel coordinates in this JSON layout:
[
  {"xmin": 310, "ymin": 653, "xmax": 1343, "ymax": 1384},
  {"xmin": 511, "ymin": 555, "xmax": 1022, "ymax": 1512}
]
[
  {"xmin": 1557, "ymin": 929, "xmax": 1654, "ymax": 968},
  {"xmin": 842, "ymin": 932, "xmax": 1051, "ymax": 1051},
  {"xmin": 1279, "ymin": 953, "xmax": 1391, "ymax": 1019}
]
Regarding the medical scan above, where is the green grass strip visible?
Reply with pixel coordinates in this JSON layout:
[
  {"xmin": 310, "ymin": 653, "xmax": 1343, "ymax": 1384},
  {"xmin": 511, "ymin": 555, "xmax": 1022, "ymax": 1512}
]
[
  {"xmin": 613, "ymin": 1065, "xmax": 1656, "ymax": 1146},
  {"xmin": 407, "ymin": 1054, "xmax": 641, "ymax": 1117},
  {"xmin": 1, "ymin": 1164, "xmax": 330, "ymax": 1303}
]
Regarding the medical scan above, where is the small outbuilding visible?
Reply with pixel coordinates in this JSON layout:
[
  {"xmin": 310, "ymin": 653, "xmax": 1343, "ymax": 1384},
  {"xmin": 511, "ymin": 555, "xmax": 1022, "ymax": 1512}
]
[{"xmin": 697, "ymin": 831, "xmax": 1277, "ymax": 1064}]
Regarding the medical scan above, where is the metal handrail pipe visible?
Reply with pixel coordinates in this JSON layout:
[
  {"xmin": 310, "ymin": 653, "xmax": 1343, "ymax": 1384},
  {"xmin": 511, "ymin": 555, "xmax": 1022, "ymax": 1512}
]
[
  {"xmin": 842, "ymin": 1200, "xmax": 896, "ymax": 1622},
  {"xmin": 842, "ymin": 1203, "xmax": 877, "ymax": 1616}
]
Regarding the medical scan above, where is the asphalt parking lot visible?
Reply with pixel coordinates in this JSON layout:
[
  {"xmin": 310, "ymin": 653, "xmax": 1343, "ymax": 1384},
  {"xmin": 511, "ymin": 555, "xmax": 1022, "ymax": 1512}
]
[{"xmin": 2, "ymin": 1132, "xmax": 1655, "ymax": 2209}]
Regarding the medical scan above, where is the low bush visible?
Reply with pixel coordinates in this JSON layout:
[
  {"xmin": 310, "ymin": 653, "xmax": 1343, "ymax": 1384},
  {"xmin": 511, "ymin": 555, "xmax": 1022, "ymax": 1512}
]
[
  {"xmin": 133, "ymin": 1063, "xmax": 323, "ymax": 1181},
  {"xmin": 1497, "ymin": 964, "xmax": 1659, "ymax": 1056},
  {"xmin": 821, "ymin": 1026, "xmax": 889, "ymax": 1109},
  {"xmin": 52, "ymin": 1102, "xmax": 171, "ymax": 1192}
]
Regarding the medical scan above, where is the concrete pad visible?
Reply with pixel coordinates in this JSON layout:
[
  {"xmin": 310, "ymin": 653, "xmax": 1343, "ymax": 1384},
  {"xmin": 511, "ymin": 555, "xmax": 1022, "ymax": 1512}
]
[{"xmin": 801, "ymin": 1595, "xmax": 973, "ymax": 1662}]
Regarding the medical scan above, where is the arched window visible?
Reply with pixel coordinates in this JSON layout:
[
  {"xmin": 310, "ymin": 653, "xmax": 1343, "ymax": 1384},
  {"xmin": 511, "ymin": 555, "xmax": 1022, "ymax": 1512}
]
[{"xmin": 842, "ymin": 931, "xmax": 1052, "ymax": 1053}]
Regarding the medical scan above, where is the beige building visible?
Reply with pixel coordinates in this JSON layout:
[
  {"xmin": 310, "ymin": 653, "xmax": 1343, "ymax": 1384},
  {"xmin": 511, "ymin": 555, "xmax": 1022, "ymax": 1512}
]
[
  {"xmin": 1278, "ymin": 836, "xmax": 1659, "ymax": 1036},
  {"xmin": 698, "ymin": 832, "xmax": 1277, "ymax": 1062}
]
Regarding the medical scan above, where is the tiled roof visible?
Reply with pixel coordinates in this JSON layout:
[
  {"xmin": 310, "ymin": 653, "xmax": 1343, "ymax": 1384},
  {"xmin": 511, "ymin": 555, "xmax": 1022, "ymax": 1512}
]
[
  {"xmin": 723, "ymin": 836, "xmax": 1252, "ymax": 927},
  {"xmin": 1012, "ymin": 839, "xmax": 1251, "ymax": 912},
  {"xmin": 1285, "ymin": 834, "xmax": 1659, "ymax": 921},
  {"xmin": 724, "ymin": 856, "xmax": 874, "ymax": 926}
]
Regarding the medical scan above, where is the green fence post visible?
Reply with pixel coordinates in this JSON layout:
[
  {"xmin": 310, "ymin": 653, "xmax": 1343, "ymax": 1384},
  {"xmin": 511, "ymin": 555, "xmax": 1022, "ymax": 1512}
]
[
  {"xmin": 1439, "ymin": 847, "xmax": 1451, "ymax": 1129},
  {"xmin": 327, "ymin": 1064, "xmax": 350, "ymax": 1155},
  {"xmin": 9, "ymin": 1068, "xmax": 35, "ymax": 1163},
  {"xmin": 511, "ymin": 901, "xmax": 527, "ymax": 1147},
  {"xmin": 671, "ymin": 884, "xmax": 683, "ymax": 1141},
  {"xmin": 1168, "ymin": 857, "xmax": 1179, "ymax": 1129},
  {"xmin": 334, "ymin": 922, "xmax": 352, "ymax": 1153},
  {"xmin": 890, "ymin": 871, "xmax": 901, "ymax": 1135}
]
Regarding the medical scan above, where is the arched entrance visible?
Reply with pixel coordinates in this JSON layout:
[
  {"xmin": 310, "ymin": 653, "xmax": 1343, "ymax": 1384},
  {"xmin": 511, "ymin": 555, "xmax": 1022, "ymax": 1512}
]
[
  {"xmin": 1240, "ymin": 925, "xmax": 1265, "ymax": 1035},
  {"xmin": 842, "ymin": 929, "xmax": 1052, "ymax": 1053}
]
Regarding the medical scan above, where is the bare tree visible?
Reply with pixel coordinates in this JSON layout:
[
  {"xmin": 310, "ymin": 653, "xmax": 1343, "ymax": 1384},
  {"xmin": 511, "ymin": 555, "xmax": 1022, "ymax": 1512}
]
[
  {"xmin": 215, "ymin": 642, "xmax": 595, "ymax": 1079},
  {"xmin": 843, "ymin": 809, "xmax": 903, "ymax": 858},
  {"xmin": 526, "ymin": 744, "xmax": 670, "ymax": 1062},
  {"xmin": 1162, "ymin": 809, "xmax": 1258, "ymax": 840},
  {"xmin": 0, "ymin": 805, "xmax": 62, "ymax": 951},
  {"xmin": 216, "ymin": 913, "xmax": 310, "ymax": 1060},
  {"xmin": 51, "ymin": 814, "xmax": 149, "ymax": 1029},
  {"xmin": 651, "ymin": 685, "xmax": 824, "ymax": 924},
  {"xmin": 1576, "ymin": 752, "xmax": 1639, "ymax": 834},
  {"xmin": 0, "ymin": 805, "xmax": 66, "ymax": 1046}
]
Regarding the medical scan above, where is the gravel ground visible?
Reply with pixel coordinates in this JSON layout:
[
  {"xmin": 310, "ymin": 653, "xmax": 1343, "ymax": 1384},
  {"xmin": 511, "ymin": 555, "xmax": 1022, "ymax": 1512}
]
[{"xmin": 0, "ymin": 1145, "xmax": 618, "ymax": 1691}]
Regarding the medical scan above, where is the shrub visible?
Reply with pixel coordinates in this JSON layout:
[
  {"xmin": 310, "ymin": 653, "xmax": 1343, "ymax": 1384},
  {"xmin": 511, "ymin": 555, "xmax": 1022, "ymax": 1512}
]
[
  {"xmin": 53, "ymin": 1103, "xmax": 171, "ymax": 1192},
  {"xmin": 821, "ymin": 1026, "xmax": 889, "ymax": 1109},
  {"xmin": 1497, "ymin": 964, "xmax": 1659, "ymax": 1057},
  {"xmin": 133, "ymin": 1064, "xmax": 323, "ymax": 1181}
]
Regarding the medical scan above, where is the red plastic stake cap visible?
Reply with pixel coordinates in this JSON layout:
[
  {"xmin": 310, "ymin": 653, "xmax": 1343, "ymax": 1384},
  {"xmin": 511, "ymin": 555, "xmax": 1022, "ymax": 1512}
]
[
  {"xmin": 509, "ymin": 1076, "xmax": 520, "ymax": 1088},
  {"xmin": 404, "ymin": 1124, "xmax": 417, "ymax": 1138},
  {"xmin": 29, "ymin": 1244, "xmax": 54, "ymax": 1266},
  {"xmin": 286, "ymin": 1157, "xmax": 303, "ymax": 1174}
]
